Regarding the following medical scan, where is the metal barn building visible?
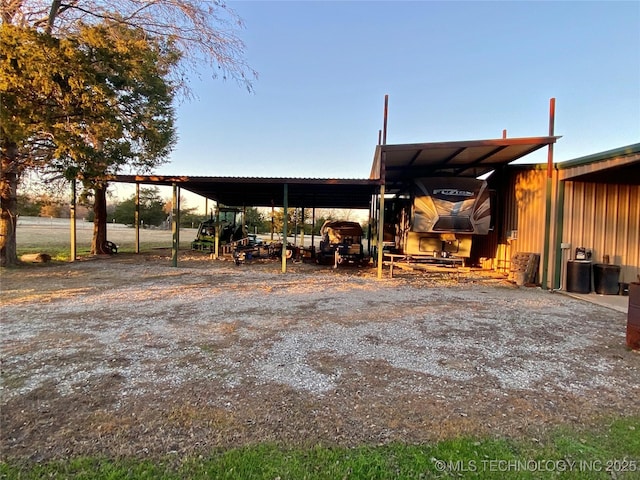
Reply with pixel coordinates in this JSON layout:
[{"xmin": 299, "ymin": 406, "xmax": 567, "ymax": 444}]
[{"xmin": 493, "ymin": 143, "xmax": 640, "ymax": 290}]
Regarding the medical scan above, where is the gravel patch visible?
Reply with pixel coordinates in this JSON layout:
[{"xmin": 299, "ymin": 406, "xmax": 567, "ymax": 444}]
[{"xmin": 1, "ymin": 253, "xmax": 638, "ymax": 460}]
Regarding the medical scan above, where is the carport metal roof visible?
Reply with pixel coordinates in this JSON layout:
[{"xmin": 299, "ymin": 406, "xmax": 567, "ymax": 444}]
[
  {"xmin": 114, "ymin": 136, "xmax": 560, "ymax": 209},
  {"xmin": 557, "ymin": 143, "xmax": 640, "ymax": 185},
  {"xmin": 370, "ymin": 135, "xmax": 560, "ymax": 194},
  {"xmin": 112, "ymin": 175, "xmax": 381, "ymax": 209}
]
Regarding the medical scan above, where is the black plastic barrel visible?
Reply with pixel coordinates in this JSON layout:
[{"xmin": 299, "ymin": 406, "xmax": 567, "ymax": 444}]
[
  {"xmin": 566, "ymin": 260, "xmax": 591, "ymax": 294},
  {"xmin": 593, "ymin": 264, "xmax": 621, "ymax": 295}
]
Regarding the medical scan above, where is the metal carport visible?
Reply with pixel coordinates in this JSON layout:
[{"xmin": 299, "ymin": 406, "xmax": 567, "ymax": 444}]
[
  {"xmin": 369, "ymin": 136, "xmax": 560, "ymax": 278},
  {"xmin": 111, "ymin": 175, "xmax": 380, "ymax": 271}
]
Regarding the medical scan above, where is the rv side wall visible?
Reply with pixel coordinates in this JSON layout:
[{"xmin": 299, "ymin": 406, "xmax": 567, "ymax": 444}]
[{"xmin": 405, "ymin": 232, "xmax": 473, "ymax": 258}]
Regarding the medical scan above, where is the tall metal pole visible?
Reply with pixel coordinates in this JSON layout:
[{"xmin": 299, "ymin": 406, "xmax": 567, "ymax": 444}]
[
  {"xmin": 382, "ymin": 94, "xmax": 388, "ymax": 145},
  {"xmin": 70, "ymin": 179, "xmax": 76, "ymax": 262},
  {"xmin": 541, "ymin": 98, "xmax": 556, "ymax": 289},
  {"xmin": 243, "ymin": 205, "xmax": 247, "ymax": 238},
  {"xmin": 376, "ymin": 185, "xmax": 386, "ymax": 279},
  {"xmin": 377, "ymin": 95, "xmax": 389, "ymax": 279}
]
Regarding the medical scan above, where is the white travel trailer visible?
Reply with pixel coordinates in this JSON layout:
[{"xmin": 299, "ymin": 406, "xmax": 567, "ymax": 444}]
[{"xmin": 384, "ymin": 177, "xmax": 492, "ymax": 259}]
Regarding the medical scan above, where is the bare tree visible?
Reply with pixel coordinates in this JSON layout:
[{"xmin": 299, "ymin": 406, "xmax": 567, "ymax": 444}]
[{"xmin": 3, "ymin": 0, "xmax": 257, "ymax": 93}]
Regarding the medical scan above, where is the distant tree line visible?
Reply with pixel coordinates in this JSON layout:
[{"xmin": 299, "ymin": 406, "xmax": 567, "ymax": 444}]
[
  {"xmin": 17, "ymin": 189, "xmax": 369, "ymax": 238},
  {"xmin": 17, "ymin": 192, "xmax": 90, "ymax": 219}
]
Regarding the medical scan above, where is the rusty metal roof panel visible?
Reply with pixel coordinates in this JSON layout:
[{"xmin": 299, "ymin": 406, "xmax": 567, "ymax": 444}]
[{"xmin": 371, "ymin": 136, "xmax": 560, "ymax": 182}]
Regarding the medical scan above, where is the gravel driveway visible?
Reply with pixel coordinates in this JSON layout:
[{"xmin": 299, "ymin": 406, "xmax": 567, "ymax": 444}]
[{"xmin": 1, "ymin": 253, "xmax": 638, "ymax": 460}]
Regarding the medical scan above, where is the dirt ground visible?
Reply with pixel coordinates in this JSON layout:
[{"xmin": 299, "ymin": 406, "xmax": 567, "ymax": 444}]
[{"xmin": 1, "ymin": 247, "xmax": 639, "ymax": 462}]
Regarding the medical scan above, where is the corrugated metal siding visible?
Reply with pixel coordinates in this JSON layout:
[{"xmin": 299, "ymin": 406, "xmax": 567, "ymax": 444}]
[
  {"xmin": 479, "ymin": 166, "xmax": 639, "ymax": 286},
  {"xmin": 512, "ymin": 168, "xmax": 548, "ymax": 260},
  {"xmin": 563, "ymin": 181, "xmax": 640, "ymax": 284},
  {"xmin": 486, "ymin": 167, "xmax": 549, "ymax": 279}
]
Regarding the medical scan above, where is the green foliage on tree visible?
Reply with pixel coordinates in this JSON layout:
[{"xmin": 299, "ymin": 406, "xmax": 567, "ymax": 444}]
[
  {"xmin": 1, "ymin": 22, "xmax": 178, "ymax": 261},
  {"xmin": 16, "ymin": 194, "xmax": 44, "ymax": 217},
  {"xmin": 179, "ymin": 212, "xmax": 207, "ymax": 230},
  {"xmin": 1, "ymin": 22, "xmax": 177, "ymax": 174},
  {"xmin": 112, "ymin": 188, "xmax": 166, "ymax": 227},
  {"xmin": 244, "ymin": 207, "xmax": 265, "ymax": 233}
]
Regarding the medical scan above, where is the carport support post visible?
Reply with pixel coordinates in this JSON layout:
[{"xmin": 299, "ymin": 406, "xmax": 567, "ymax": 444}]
[
  {"xmin": 282, "ymin": 183, "xmax": 288, "ymax": 273},
  {"xmin": 70, "ymin": 179, "xmax": 77, "ymax": 262},
  {"xmin": 376, "ymin": 94, "xmax": 389, "ymax": 280},
  {"xmin": 214, "ymin": 203, "xmax": 220, "ymax": 259},
  {"xmin": 376, "ymin": 185, "xmax": 386, "ymax": 279},
  {"xmin": 134, "ymin": 183, "xmax": 140, "ymax": 254},
  {"xmin": 552, "ymin": 179, "xmax": 566, "ymax": 289},
  {"xmin": 242, "ymin": 206, "xmax": 247, "ymax": 238},
  {"xmin": 271, "ymin": 202, "xmax": 275, "ymax": 241},
  {"xmin": 311, "ymin": 207, "xmax": 316, "ymax": 249},
  {"xmin": 300, "ymin": 207, "xmax": 305, "ymax": 248},
  {"xmin": 367, "ymin": 196, "xmax": 374, "ymax": 258},
  {"xmin": 171, "ymin": 183, "xmax": 179, "ymax": 267},
  {"xmin": 542, "ymin": 98, "xmax": 556, "ymax": 289}
]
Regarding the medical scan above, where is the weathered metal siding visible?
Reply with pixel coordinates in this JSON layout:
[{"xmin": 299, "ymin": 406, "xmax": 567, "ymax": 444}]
[
  {"xmin": 512, "ymin": 168, "xmax": 548, "ymax": 258},
  {"xmin": 479, "ymin": 162, "xmax": 640, "ymax": 288},
  {"xmin": 482, "ymin": 167, "xmax": 549, "ymax": 279},
  {"xmin": 563, "ymin": 181, "xmax": 640, "ymax": 284}
]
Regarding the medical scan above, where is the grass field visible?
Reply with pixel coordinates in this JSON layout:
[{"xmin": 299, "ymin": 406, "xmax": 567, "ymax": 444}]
[
  {"xmin": 16, "ymin": 216, "xmax": 198, "ymax": 260},
  {"xmin": 2, "ymin": 417, "xmax": 639, "ymax": 479}
]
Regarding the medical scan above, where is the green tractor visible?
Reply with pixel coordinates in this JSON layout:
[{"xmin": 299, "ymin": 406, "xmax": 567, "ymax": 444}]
[
  {"xmin": 191, "ymin": 218, "xmax": 217, "ymax": 252},
  {"xmin": 191, "ymin": 208, "xmax": 244, "ymax": 253},
  {"xmin": 191, "ymin": 219, "xmax": 244, "ymax": 253}
]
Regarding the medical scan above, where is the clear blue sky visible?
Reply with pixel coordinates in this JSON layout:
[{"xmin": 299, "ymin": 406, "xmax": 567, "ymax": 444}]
[{"xmin": 156, "ymin": 0, "xmax": 639, "ymax": 180}]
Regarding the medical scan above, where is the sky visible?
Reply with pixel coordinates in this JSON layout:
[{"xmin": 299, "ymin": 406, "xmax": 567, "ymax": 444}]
[{"xmin": 114, "ymin": 0, "xmax": 639, "ymax": 203}]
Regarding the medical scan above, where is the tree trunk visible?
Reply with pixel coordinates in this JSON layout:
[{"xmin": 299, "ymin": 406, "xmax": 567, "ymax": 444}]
[
  {"xmin": 1, "ymin": 142, "xmax": 19, "ymax": 267},
  {"xmin": 91, "ymin": 183, "xmax": 109, "ymax": 254},
  {"xmin": 46, "ymin": 0, "xmax": 63, "ymax": 34}
]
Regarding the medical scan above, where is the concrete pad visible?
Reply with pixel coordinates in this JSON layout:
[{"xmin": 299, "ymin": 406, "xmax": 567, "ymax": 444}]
[{"xmin": 561, "ymin": 291, "xmax": 630, "ymax": 314}]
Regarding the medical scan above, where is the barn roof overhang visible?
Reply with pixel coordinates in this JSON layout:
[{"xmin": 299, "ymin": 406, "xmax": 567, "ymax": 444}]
[
  {"xmin": 112, "ymin": 175, "xmax": 381, "ymax": 209},
  {"xmin": 370, "ymin": 135, "xmax": 561, "ymax": 196},
  {"xmin": 557, "ymin": 143, "xmax": 640, "ymax": 185}
]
